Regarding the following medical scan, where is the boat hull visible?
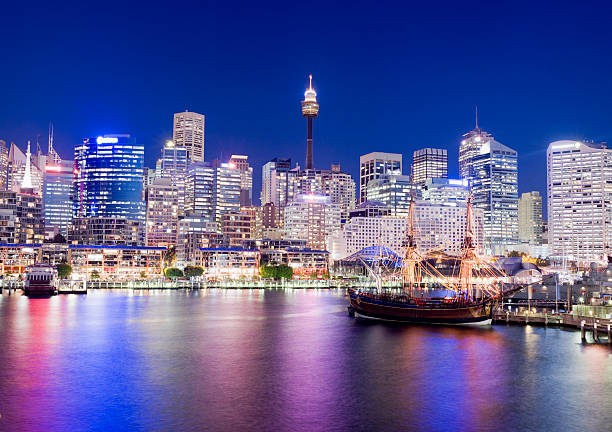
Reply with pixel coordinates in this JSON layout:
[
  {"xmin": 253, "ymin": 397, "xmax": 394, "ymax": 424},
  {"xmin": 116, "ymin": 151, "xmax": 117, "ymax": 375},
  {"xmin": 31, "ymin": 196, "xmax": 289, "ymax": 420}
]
[{"xmin": 348, "ymin": 290, "xmax": 492, "ymax": 325}]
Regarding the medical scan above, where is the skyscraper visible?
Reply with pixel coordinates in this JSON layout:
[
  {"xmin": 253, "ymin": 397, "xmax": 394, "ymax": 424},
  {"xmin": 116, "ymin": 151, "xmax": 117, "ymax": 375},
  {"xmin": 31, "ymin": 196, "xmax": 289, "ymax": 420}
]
[
  {"xmin": 518, "ymin": 191, "xmax": 543, "ymax": 245},
  {"xmin": 145, "ymin": 178, "xmax": 179, "ymax": 247},
  {"xmin": 159, "ymin": 140, "xmax": 189, "ymax": 215},
  {"xmin": 283, "ymin": 194, "xmax": 340, "ymax": 250},
  {"xmin": 464, "ymin": 131, "xmax": 518, "ymax": 255},
  {"xmin": 412, "ymin": 148, "xmax": 447, "ymax": 185},
  {"xmin": 173, "ymin": 111, "xmax": 205, "ymax": 162},
  {"xmin": 301, "ymin": 75, "xmax": 319, "ymax": 170},
  {"xmin": 359, "ymin": 152, "xmax": 402, "ymax": 203},
  {"xmin": 547, "ymin": 140, "xmax": 612, "ymax": 263},
  {"xmin": 73, "ymin": 135, "xmax": 145, "ymax": 223},
  {"xmin": 43, "ymin": 160, "xmax": 73, "ymax": 238},
  {"xmin": 261, "ymin": 158, "xmax": 295, "ymax": 207},
  {"xmin": 0, "ymin": 140, "xmax": 8, "ymax": 191},
  {"xmin": 366, "ymin": 174, "xmax": 413, "ymax": 217}
]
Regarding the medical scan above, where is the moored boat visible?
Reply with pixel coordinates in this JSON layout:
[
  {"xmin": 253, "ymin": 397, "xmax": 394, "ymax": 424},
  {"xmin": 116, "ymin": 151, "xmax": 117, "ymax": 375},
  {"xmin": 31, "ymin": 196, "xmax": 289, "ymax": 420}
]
[{"xmin": 24, "ymin": 263, "xmax": 58, "ymax": 297}]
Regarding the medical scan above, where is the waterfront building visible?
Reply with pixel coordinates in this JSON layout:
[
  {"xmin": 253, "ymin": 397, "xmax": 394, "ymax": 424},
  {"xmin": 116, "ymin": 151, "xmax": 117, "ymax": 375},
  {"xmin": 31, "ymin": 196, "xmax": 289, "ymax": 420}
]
[
  {"xmin": 301, "ymin": 75, "xmax": 319, "ymax": 170},
  {"xmin": 412, "ymin": 148, "xmax": 447, "ymax": 185},
  {"xmin": 420, "ymin": 178, "xmax": 469, "ymax": 205},
  {"xmin": 176, "ymin": 217, "xmax": 222, "ymax": 267},
  {"xmin": 328, "ymin": 215, "xmax": 407, "ymax": 261},
  {"xmin": 0, "ymin": 140, "xmax": 7, "ymax": 190},
  {"xmin": 43, "ymin": 160, "xmax": 73, "ymax": 238},
  {"xmin": 68, "ymin": 245, "xmax": 164, "ymax": 280},
  {"xmin": 366, "ymin": 174, "xmax": 414, "ymax": 217},
  {"xmin": 283, "ymin": 194, "xmax": 341, "ymax": 250},
  {"xmin": 73, "ymin": 135, "xmax": 145, "ymax": 225},
  {"xmin": 359, "ymin": 152, "xmax": 402, "ymax": 203},
  {"xmin": 199, "ymin": 247, "xmax": 260, "ymax": 279},
  {"xmin": 0, "ymin": 189, "xmax": 44, "ymax": 244},
  {"xmin": 173, "ymin": 111, "xmax": 205, "ymax": 162},
  {"xmin": 286, "ymin": 248, "xmax": 329, "ymax": 278},
  {"xmin": 0, "ymin": 243, "xmax": 41, "ymax": 274},
  {"xmin": 229, "ymin": 155, "xmax": 253, "ymax": 207},
  {"xmin": 518, "ymin": 191, "xmax": 543, "ymax": 245},
  {"xmin": 460, "ymin": 124, "xmax": 518, "ymax": 255},
  {"xmin": 145, "ymin": 178, "xmax": 179, "ymax": 247},
  {"xmin": 547, "ymin": 140, "xmax": 612, "ymax": 264},
  {"xmin": 68, "ymin": 216, "xmax": 144, "ymax": 246}
]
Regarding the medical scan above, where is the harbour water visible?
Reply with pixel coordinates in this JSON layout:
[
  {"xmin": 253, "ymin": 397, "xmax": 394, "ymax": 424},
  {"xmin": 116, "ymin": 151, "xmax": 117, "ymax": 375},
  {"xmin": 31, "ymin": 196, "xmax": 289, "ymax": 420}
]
[{"xmin": 0, "ymin": 289, "xmax": 610, "ymax": 431}]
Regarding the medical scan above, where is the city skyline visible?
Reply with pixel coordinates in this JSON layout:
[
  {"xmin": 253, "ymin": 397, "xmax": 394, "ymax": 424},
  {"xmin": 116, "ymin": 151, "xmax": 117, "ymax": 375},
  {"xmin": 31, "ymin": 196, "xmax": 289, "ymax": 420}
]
[{"xmin": 3, "ymin": 3, "xmax": 612, "ymax": 208}]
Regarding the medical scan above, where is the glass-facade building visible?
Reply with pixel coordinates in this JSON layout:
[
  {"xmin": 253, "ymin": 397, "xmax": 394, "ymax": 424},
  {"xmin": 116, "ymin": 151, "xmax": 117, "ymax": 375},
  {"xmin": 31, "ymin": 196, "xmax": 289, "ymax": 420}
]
[
  {"xmin": 73, "ymin": 135, "xmax": 145, "ymax": 223},
  {"xmin": 366, "ymin": 174, "xmax": 414, "ymax": 218},
  {"xmin": 359, "ymin": 152, "xmax": 402, "ymax": 203},
  {"xmin": 412, "ymin": 148, "xmax": 447, "ymax": 185},
  {"xmin": 43, "ymin": 160, "xmax": 73, "ymax": 237}
]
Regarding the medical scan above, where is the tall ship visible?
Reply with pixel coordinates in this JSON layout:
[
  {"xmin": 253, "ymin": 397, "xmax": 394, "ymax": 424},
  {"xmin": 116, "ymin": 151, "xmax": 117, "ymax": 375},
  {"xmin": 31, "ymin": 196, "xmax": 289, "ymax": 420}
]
[
  {"xmin": 24, "ymin": 263, "xmax": 58, "ymax": 297},
  {"xmin": 347, "ymin": 196, "xmax": 524, "ymax": 325}
]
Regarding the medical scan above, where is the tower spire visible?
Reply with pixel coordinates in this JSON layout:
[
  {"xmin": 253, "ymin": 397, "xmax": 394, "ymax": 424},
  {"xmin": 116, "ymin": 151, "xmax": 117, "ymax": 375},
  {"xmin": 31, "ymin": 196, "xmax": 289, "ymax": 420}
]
[
  {"xmin": 301, "ymin": 74, "xmax": 319, "ymax": 170},
  {"xmin": 475, "ymin": 105, "xmax": 479, "ymax": 129},
  {"xmin": 21, "ymin": 140, "xmax": 33, "ymax": 190},
  {"xmin": 309, "ymin": 74, "xmax": 313, "ymax": 90}
]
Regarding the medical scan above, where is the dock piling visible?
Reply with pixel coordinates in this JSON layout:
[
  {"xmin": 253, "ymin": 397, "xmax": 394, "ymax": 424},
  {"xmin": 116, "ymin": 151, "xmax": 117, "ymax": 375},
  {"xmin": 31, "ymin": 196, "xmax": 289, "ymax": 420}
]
[{"xmin": 581, "ymin": 320, "xmax": 586, "ymax": 343}]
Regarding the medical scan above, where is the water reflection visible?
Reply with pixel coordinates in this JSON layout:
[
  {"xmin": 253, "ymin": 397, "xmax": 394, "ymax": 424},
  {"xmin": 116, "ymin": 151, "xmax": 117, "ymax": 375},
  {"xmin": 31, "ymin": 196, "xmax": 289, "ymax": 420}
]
[{"xmin": 0, "ymin": 289, "xmax": 610, "ymax": 431}]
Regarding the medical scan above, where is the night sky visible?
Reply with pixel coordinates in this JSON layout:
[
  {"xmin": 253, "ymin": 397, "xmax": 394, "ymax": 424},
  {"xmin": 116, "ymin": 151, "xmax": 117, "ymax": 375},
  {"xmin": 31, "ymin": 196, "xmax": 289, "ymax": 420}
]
[{"xmin": 2, "ymin": 1, "xmax": 612, "ymax": 212}]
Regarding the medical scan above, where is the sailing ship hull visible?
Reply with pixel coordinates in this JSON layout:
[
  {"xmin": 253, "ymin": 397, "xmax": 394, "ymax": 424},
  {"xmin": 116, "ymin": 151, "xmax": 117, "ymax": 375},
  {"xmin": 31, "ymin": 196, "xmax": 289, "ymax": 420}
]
[{"xmin": 348, "ymin": 290, "xmax": 492, "ymax": 325}]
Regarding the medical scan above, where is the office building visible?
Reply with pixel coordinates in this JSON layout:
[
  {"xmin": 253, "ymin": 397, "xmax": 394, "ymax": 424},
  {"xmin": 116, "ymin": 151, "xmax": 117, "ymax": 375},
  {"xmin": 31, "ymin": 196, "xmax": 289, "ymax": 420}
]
[
  {"xmin": 283, "ymin": 194, "xmax": 341, "ymax": 250},
  {"xmin": 68, "ymin": 217, "xmax": 144, "ymax": 246},
  {"xmin": 43, "ymin": 160, "xmax": 73, "ymax": 238},
  {"xmin": 0, "ymin": 189, "xmax": 44, "ymax": 244},
  {"xmin": 145, "ymin": 178, "xmax": 179, "ymax": 247},
  {"xmin": 547, "ymin": 140, "xmax": 612, "ymax": 263},
  {"xmin": 366, "ymin": 174, "xmax": 414, "ymax": 217},
  {"xmin": 221, "ymin": 209, "xmax": 256, "ymax": 247},
  {"xmin": 173, "ymin": 111, "xmax": 205, "ymax": 162},
  {"xmin": 0, "ymin": 140, "xmax": 7, "ymax": 190},
  {"xmin": 518, "ymin": 191, "xmax": 543, "ymax": 245},
  {"xmin": 359, "ymin": 152, "xmax": 402, "ymax": 203},
  {"xmin": 420, "ymin": 178, "xmax": 469, "ymax": 205},
  {"xmin": 159, "ymin": 140, "xmax": 189, "ymax": 214},
  {"xmin": 261, "ymin": 158, "xmax": 296, "ymax": 216},
  {"xmin": 229, "ymin": 155, "xmax": 253, "ymax": 207},
  {"xmin": 349, "ymin": 201, "xmax": 391, "ymax": 219},
  {"xmin": 73, "ymin": 135, "xmax": 145, "ymax": 224},
  {"xmin": 412, "ymin": 148, "xmax": 447, "ymax": 185}
]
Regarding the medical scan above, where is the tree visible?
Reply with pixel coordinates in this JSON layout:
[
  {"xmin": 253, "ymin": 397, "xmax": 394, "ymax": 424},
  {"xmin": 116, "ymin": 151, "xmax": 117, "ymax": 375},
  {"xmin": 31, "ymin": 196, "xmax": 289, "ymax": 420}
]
[
  {"xmin": 322, "ymin": 270, "xmax": 330, "ymax": 280},
  {"xmin": 310, "ymin": 271, "xmax": 318, "ymax": 279},
  {"xmin": 90, "ymin": 270, "xmax": 100, "ymax": 280},
  {"xmin": 183, "ymin": 266, "xmax": 204, "ymax": 278},
  {"xmin": 140, "ymin": 271, "xmax": 147, "ymax": 280},
  {"xmin": 162, "ymin": 246, "xmax": 176, "ymax": 268},
  {"xmin": 260, "ymin": 265, "xmax": 277, "ymax": 279},
  {"xmin": 276, "ymin": 264, "xmax": 293, "ymax": 280},
  {"xmin": 164, "ymin": 267, "xmax": 183, "ymax": 278},
  {"xmin": 53, "ymin": 233, "xmax": 67, "ymax": 244},
  {"xmin": 507, "ymin": 250, "xmax": 524, "ymax": 258},
  {"xmin": 56, "ymin": 263, "xmax": 72, "ymax": 279}
]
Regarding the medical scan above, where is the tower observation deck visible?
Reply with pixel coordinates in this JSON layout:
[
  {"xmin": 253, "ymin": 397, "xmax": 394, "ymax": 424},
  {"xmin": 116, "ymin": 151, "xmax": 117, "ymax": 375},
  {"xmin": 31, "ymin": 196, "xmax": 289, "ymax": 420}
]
[{"xmin": 301, "ymin": 75, "xmax": 319, "ymax": 170}]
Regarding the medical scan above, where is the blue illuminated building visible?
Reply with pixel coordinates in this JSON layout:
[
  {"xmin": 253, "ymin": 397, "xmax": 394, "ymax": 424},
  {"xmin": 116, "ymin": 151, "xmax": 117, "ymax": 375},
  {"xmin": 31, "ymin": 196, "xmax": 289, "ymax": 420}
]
[
  {"xmin": 73, "ymin": 135, "xmax": 145, "ymax": 223},
  {"xmin": 43, "ymin": 160, "xmax": 73, "ymax": 237}
]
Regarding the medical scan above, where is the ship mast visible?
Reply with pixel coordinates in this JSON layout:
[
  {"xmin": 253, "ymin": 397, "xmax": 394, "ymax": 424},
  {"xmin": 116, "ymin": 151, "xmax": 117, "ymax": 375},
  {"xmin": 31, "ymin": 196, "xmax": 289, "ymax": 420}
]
[
  {"xmin": 402, "ymin": 190, "xmax": 422, "ymax": 295},
  {"xmin": 459, "ymin": 195, "xmax": 477, "ymax": 301}
]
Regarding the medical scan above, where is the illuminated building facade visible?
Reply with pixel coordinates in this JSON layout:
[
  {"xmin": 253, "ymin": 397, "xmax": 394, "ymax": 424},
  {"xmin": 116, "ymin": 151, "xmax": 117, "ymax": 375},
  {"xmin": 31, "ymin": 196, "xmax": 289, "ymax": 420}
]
[
  {"xmin": 145, "ymin": 178, "xmax": 179, "ymax": 247},
  {"xmin": 159, "ymin": 140, "xmax": 188, "ymax": 215},
  {"xmin": 229, "ymin": 155, "xmax": 253, "ymax": 207},
  {"xmin": 43, "ymin": 161, "xmax": 73, "ymax": 238},
  {"xmin": 547, "ymin": 140, "xmax": 612, "ymax": 263},
  {"xmin": 301, "ymin": 75, "xmax": 319, "ymax": 170},
  {"xmin": 0, "ymin": 140, "xmax": 7, "ymax": 190},
  {"xmin": 68, "ymin": 245, "xmax": 164, "ymax": 280},
  {"xmin": 518, "ymin": 191, "xmax": 543, "ymax": 245},
  {"xmin": 412, "ymin": 148, "xmax": 447, "ymax": 185},
  {"xmin": 173, "ymin": 111, "xmax": 205, "ymax": 162},
  {"xmin": 0, "ymin": 190, "xmax": 44, "ymax": 244},
  {"xmin": 199, "ymin": 247, "xmax": 260, "ymax": 279},
  {"xmin": 366, "ymin": 174, "xmax": 414, "ymax": 217},
  {"xmin": 69, "ymin": 217, "xmax": 144, "ymax": 246},
  {"xmin": 359, "ymin": 152, "xmax": 402, "ymax": 203},
  {"xmin": 73, "ymin": 135, "xmax": 145, "ymax": 224},
  {"xmin": 261, "ymin": 158, "xmax": 296, "ymax": 225},
  {"xmin": 283, "ymin": 194, "xmax": 341, "ymax": 250},
  {"xmin": 7, "ymin": 141, "xmax": 44, "ymax": 196},
  {"xmin": 420, "ymin": 178, "xmax": 469, "ymax": 205},
  {"xmin": 176, "ymin": 217, "xmax": 222, "ymax": 267},
  {"xmin": 221, "ymin": 209, "xmax": 256, "ymax": 247},
  {"xmin": 469, "ymin": 136, "xmax": 519, "ymax": 255}
]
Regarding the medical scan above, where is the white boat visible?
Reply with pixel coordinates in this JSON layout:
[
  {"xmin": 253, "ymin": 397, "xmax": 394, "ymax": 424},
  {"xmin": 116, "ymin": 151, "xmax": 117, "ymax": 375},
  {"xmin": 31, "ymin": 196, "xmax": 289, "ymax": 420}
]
[{"xmin": 24, "ymin": 264, "xmax": 58, "ymax": 296}]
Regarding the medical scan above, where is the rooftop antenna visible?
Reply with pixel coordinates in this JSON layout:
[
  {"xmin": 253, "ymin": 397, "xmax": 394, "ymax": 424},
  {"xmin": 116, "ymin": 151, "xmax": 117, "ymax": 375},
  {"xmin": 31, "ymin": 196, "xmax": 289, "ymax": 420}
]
[
  {"xmin": 475, "ymin": 105, "xmax": 479, "ymax": 129},
  {"xmin": 36, "ymin": 134, "xmax": 42, "ymax": 156},
  {"xmin": 47, "ymin": 122, "xmax": 61, "ymax": 163},
  {"xmin": 22, "ymin": 140, "xmax": 33, "ymax": 189}
]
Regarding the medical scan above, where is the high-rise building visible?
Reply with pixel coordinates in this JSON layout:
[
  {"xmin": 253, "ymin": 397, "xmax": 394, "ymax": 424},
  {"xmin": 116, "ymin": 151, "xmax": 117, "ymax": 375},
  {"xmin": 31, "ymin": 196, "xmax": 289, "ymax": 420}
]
[
  {"xmin": 460, "ymin": 123, "xmax": 518, "ymax": 255},
  {"xmin": 518, "ymin": 191, "xmax": 543, "ymax": 245},
  {"xmin": 0, "ymin": 140, "xmax": 8, "ymax": 191},
  {"xmin": 301, "ymin": 75, "xmax": 319, "ymax": 170},
  {"xmin": 366, "ymin": 174, "xmax": 414, "ymax": 217},
  {"xmin": 0, "ymin": 190, "xmax": 44, "ymax": 244},
  {"xmin": 43, "ymin": 160, "xmax": 73, "ymax": 238},
  {"xmin": 261, "ymin": 158, "xmax": 294, "ymax": 207},
  {"xmin": 68, "ymin": 217, "xmax": 144, "ymax": 246},
  {"xmin": 547, "ymin": 140, "xmax": 612, "ymax": 263},
  {"xmin": 176, "ymin": 217, "xmax": 222, "ymax": 267},
  {"xmin": 173, "ymin": 111, "xmax": 205, "ymax": 162},
  {"xmin": 73, "ymin": 135, "xmax": 145, "ymax": 224},
  {"xmin": 221, "ymin": 209, "xmax": 256, "ymax": 247},
  {"xmin": 283, "ymin": 194, "xmax": 341, "ymax": 250},
  {"xmin": 229, "ymin": 155, "xmax": 253, "ymax": 207},
  {"xmin": 145, "ymin": 178, "xmax": 179, "ymax": 247},
  {"xmin": 184, "ymin": 159, "xmax": 242, "ymax": 229},
  {"xmin": 7, "ymin": 141, "xmax": 44, "ymax": 196},
  {"xmin": 359, "ymin": 152, "xmax": 402, "ymax": 203},
  {"xmin": 412, "ymin": 148, "xmax": 447, "ymax": 185},
  {"xmin": 159, "ymin": 140, "xmax": 189, "ymax": 215}
]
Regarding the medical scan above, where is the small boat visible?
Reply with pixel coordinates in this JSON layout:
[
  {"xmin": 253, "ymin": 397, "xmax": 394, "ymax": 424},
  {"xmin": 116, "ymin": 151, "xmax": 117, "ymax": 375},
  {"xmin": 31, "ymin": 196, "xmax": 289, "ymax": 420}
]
[{"xmin": 24, "ymin": 263, "xmax": 58, "ymax": 297}]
